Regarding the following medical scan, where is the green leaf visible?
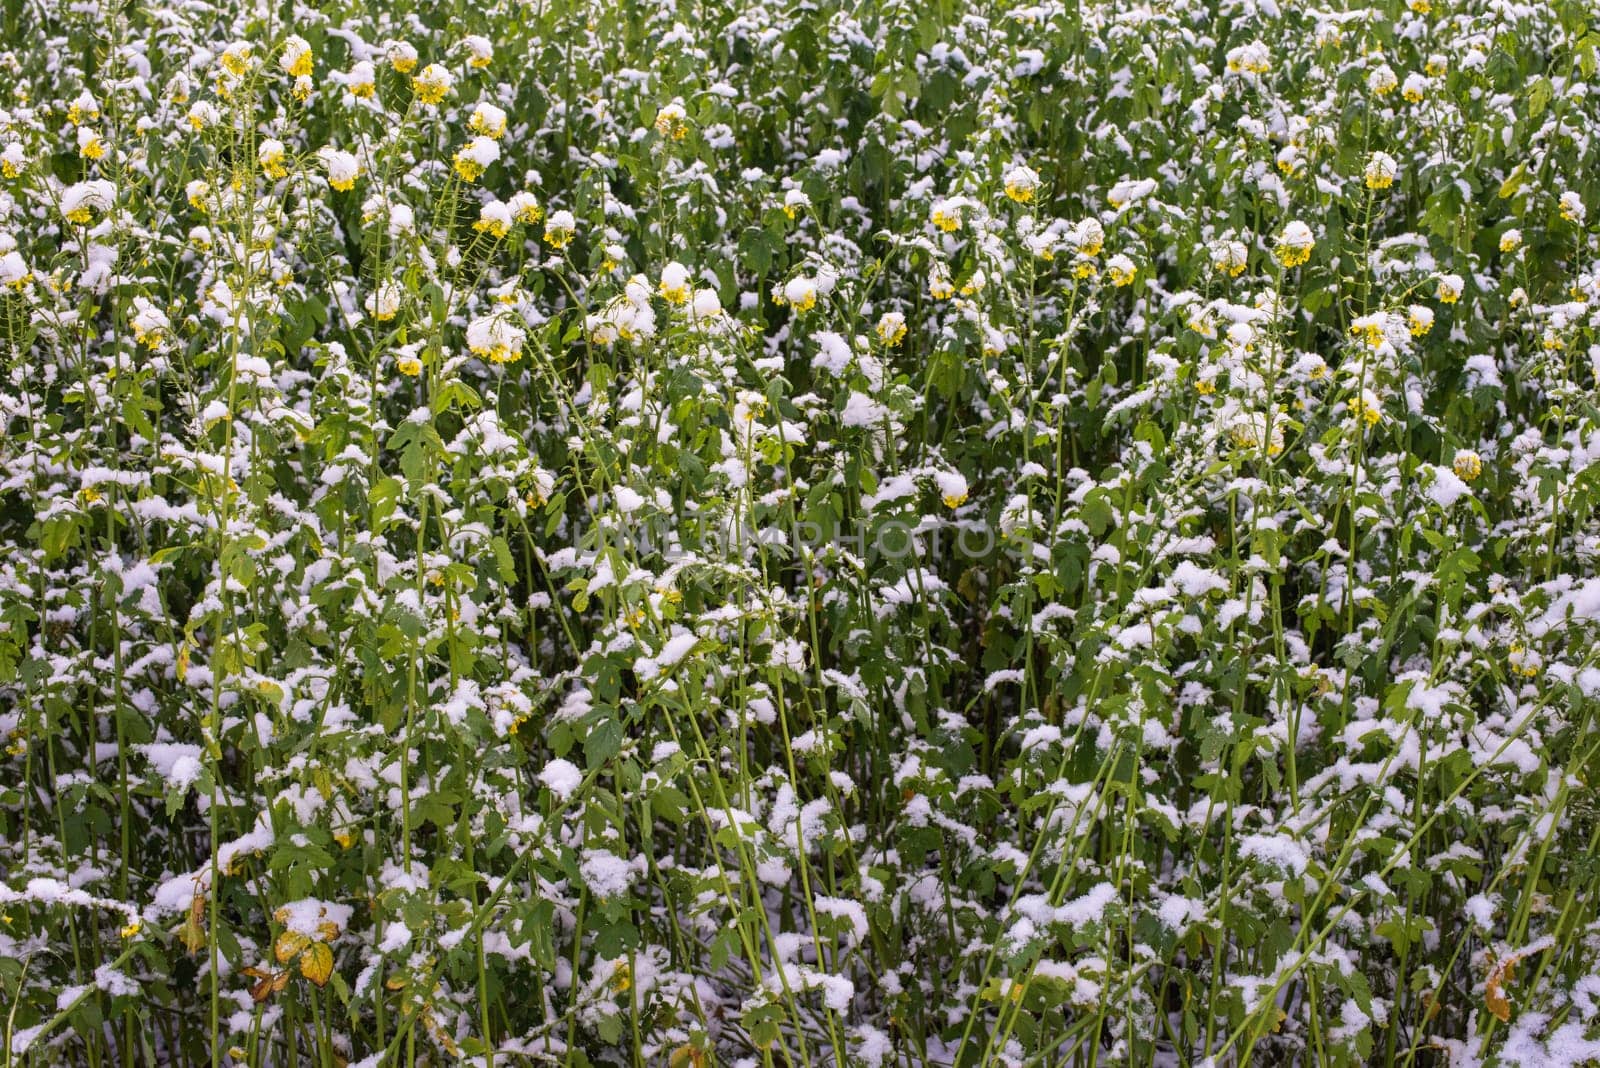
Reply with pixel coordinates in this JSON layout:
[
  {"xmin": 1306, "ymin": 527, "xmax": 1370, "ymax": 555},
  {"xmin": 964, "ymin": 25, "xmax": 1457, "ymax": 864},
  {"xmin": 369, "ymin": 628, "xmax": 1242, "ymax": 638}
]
[
  {"xmin": 586, "ymin": 716, "xmax": 623, "ymax": 767},
  {"xmin": 491, "ymin": 535, "xmax": 516, "ymax": 585},
  {"xmin": 1080, "ymin": 489, "xmax": 1113, "ymax": 538}
]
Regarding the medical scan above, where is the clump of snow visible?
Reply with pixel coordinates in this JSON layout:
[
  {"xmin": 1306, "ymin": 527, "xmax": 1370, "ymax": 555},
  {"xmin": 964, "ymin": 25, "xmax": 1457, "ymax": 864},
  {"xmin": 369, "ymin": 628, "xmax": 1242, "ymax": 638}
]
[{"xmin": 538, "ymin": 758, "xmax": 583, "ymax": 801}]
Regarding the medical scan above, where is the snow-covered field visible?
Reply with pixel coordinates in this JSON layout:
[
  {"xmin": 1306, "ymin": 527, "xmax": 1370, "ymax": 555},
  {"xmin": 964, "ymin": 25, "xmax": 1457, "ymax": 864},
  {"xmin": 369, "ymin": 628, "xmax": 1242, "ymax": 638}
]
[{"xmin": 2, "ymin": 0, "xmax": 1600, "ymax": 1064}]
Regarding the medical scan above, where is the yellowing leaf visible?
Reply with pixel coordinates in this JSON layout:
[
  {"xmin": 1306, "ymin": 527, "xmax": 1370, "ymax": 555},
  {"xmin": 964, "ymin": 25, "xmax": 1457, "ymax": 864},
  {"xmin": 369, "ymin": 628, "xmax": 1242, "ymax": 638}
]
[
  {"xmin": 242, "ymin": 966, "xmax": 290, "ymax": 1002},
  {"xmin": 669, "ymin": 1045, "xmax": 706, "ymax": 1068},
  {"xmin": 1485, "ymin": 958, "xmax": 1515, "ymax": 1023},
  {"xmin": 274, "ymin": 930, "xmax": 310, "ymax": 964},
  {"xmin": 179, "ymin": 894, "xmax": 207, "ymax": 955},
  {"xmin": 1486, "ymin": 982, "xmax": 1511, "ymax": 1023},
  {"xmin": 1498, "ymin": 163, "xmax": 1528, "ymax": 200},
  {"xmin": 300, "ymin": 941, "xmax": 334, "ymax": 987}
]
